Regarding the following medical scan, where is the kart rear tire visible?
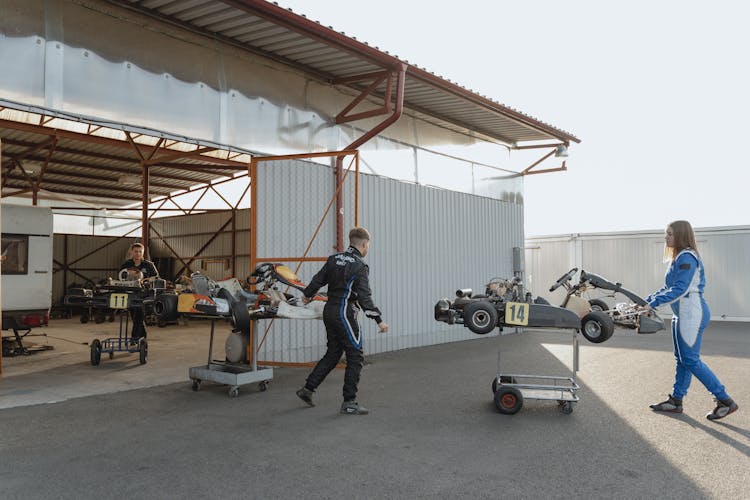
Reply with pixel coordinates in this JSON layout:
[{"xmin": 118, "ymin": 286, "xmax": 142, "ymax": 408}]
[
  {"xmin": 463, "ymin": 301, "xmax": 498, "ymax": 335},
  {"xmin": 219, "ymin": 289, "xmax": 251, "ymax": 335},
  {"xmin": 581, "ymin": 311, "xmax": 615, "ymax": 343},
  {"xmin": 494, "ymin": 387, "xmax": 523, "ymax": 415},
  {"xmin": 588, "ymin": 299, "xmax": 608, "ymax": 313},
  {"xmin": 153, "ymin": 293, "xmax": 178, "ymax": 322}
]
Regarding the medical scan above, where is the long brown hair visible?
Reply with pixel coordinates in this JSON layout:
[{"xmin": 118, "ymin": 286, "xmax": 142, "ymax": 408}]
[{"xmin": 664, "ymin": 220, "xmax": 699, "ymax": 262}]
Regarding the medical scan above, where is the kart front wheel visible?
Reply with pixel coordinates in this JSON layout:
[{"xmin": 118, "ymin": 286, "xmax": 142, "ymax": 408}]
[
  {"xmin": 581, "ymin": 311, "xmax": 615, "ymax": 343},
  {"xmin": 463, "ymin": 301, "xmax": 498, "ymax": 335}
]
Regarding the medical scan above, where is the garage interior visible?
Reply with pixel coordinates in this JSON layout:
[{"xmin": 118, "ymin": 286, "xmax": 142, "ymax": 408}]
[{"xmin": 1, "ymin": 0, "xmax": 579, "ymax": 387}]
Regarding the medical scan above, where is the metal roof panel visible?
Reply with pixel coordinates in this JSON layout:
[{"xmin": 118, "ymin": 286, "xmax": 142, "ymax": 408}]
[{"xmin": 105, "ymin": 0, "xmax": 579, "ymax": 146}]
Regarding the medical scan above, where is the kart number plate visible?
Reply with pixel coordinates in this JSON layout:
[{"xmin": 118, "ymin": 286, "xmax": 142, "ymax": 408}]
[
  {"xmin": 504, "ymin": 302, "xmax": 529, "ymax": 326},
  {"xmin": 109, "ymin": 293, "xmax": 129, "ymax": 309}
]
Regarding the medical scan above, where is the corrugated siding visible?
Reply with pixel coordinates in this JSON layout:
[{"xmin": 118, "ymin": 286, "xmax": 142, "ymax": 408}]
[
  {"xmin": 524, "ymin": 239, "xmax": 573, "ymax": 306},
  {"xmin": 52, "ymin": 234, "xmax": 132, "ymax": 302},
  {"xmin": 150, "ymin": 210, "xmax": 250, "ymax": 280},
  {"xmin": 253, "ymin": 158, "xmax": 342, "ymax": 363},
  {"xmin": 256, "ymin": 160, "xmax": 524, "ymax": 362},
  {"xmin": 525, "ymin": 228, "xmax": 750, "ymax": 321}
]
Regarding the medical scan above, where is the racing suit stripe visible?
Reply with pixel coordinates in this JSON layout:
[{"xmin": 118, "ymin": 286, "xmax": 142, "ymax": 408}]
[{"xmin": 339, "ymin": 274, "xmax": 361, "ymax": 348}]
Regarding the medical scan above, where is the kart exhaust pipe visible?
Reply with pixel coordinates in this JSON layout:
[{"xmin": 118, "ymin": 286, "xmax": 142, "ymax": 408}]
[
  {"xmin": 455, "ymin": 288, "xmax": 473, "ymax": 298},
  {"xmin": 434, "ymin": 299, "xmax": 457, "ymax": 324}
]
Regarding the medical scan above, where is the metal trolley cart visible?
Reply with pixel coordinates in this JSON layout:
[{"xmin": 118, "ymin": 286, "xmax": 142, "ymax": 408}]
[
  {"xmin": 189, "ymin": 318, "xmax": 273, "ymax": 398},
  {"xmin": 491, "ymin": 326, "xmax": 580, "ymax": 415},
  {"xmin": 90, "ymin": 292, "xmax": 148, "ymax": 366}
]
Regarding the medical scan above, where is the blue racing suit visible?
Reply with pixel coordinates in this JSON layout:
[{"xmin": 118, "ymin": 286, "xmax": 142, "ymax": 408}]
[{"xmin": 646, "ymin": 249, "xmax": 728, "ymax": 400}]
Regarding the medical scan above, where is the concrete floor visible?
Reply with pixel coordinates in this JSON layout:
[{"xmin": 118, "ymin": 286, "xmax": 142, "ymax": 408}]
[{"xmin": 1, "ymin": 318, "xmax": 748, "ymax": 499}]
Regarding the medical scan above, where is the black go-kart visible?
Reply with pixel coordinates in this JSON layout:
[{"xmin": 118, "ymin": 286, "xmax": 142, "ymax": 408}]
[{"xmin": 434, "ymin": 277, "xmax": 583, "ymax": 337}]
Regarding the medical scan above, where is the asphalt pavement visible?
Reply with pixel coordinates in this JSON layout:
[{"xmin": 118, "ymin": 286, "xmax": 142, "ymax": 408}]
[{"xmin": 1, "ymin": 320, "xmax": 748, "ymax": 499}]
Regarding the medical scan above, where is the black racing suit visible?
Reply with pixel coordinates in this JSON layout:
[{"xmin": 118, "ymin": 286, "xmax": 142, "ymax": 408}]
[
  {"xmin": 119, "ymin": 259, "xmax": 159, "ymax": 341},
  {"xmin": 302, "ymin": 246, "xmax": 383, "ymax": 402}
]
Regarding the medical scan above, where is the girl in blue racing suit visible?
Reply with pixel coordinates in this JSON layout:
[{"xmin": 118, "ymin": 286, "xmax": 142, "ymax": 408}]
[{"xmin": 644, "ymin": 221, "xmax": 738, "ymax": 420}]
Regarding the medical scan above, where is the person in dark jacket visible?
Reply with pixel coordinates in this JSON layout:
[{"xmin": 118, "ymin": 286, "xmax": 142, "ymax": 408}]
[
  {"xmin": 296, "ymin": 227, "xmax": 388, "ymax": 415},
  {"xmin": 119, "ymin": 242, "xmax": 159, "ymax": 344}
]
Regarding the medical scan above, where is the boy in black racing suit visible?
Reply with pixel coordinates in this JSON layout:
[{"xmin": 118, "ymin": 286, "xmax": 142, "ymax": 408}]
[{"xmin": 296, "ymin": 227, "xmax": 388, "ymax": 415}]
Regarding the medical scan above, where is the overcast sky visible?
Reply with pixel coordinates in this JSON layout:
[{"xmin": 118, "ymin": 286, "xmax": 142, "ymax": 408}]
[{"xmin": 277, "ymin": 0, "xmax": 749, "ymax": 236}]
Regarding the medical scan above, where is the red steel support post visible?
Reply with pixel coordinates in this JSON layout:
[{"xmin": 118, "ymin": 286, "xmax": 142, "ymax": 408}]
[{"xmin": 335, "ymin": 63, "xmax": 406, "ymax": 249}]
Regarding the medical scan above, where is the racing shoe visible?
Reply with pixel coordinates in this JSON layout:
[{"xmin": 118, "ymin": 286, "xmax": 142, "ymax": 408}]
[
  {"xmin": 340, "ymin": 400, "xmax": 369, "ymax": 415},
  {"xmin": 706, "ymin": 397, "xmax": 738, "ymax": 421},
  {"xmin": 296, "ymin": 387, "xmax": 315, "ymax": 407},
  {"xmin": 649, "ymin": 395, "xmax": 683, "ymax": 413}
]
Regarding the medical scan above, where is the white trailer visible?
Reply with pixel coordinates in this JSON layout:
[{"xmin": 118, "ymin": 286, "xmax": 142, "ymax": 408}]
[{"xmin": 1, "ymin": 204, "xmax": 54, "ymax": 340}]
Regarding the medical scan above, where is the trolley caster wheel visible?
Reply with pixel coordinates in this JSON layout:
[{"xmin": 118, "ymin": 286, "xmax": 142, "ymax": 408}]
[
  {"xmin": 559, "ymin": 401, "xmax": 574, "ymax": 414},
  {"xmin": 80, "ymin": 314, "xmax": 89, "ymax": 324},
  {"xmin": 108, "ymin": 351, "xmax": 114, "ymax": 360},
  {"xmin": 494, "ymin": 387, "xmax": 523, "ymax": 415},
  {"xmin": 191, "ymin": 379, "xmax": 201, "ymax": 392},
  {"xmin": 90, "ymin": 339, "xmax": 102, "ymax": 366},
  {"xmin": 228, "ymin": 386, "xmax": 239, "ymax": 398},
  {"xmin": 259, "ymin": 381, "xmax": 270, "ymax": 392},
  {"xmin": 138, "ymin": 339, "xmax": 148, "ymax": 365},
  {"xmin": 108, "ymin": 313, "xmax": 115, "ymax": 322}
]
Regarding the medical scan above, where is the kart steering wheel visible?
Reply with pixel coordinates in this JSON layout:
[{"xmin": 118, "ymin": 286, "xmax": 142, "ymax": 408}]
[
  {"xmin": 119, "ymin": 267, "xmax": 144, "ymax": 281},
  {"xmin": 549, "ymin": 267, "xmax": 578, "ymax": 292}
]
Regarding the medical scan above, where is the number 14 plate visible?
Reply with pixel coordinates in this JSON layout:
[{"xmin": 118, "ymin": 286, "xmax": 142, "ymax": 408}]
[{"xmin": 504, "ymin": 302, "xmax": 529, "ymax": 326}]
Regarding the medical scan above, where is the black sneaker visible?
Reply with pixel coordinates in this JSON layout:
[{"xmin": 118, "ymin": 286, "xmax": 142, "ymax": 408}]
[
  {"xmin": 296, "ymin": 387, "xmax": 315, "ymax": 407},
  {"xmin": 340, "ymin": 400, "xmax": 369, "ymax": 415},
  {"xmin": 707, "ymin": 397, "xmax": 738, "ymax": 421},
  {"xmin": 649, "ymin": 395, "xmax": 683, "ymax": 413}
]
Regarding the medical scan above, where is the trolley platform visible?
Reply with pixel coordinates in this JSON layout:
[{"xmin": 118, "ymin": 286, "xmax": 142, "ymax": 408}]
[{"xmin": 188, "ymin": 318, "xmax": 272, "ymax": 398}]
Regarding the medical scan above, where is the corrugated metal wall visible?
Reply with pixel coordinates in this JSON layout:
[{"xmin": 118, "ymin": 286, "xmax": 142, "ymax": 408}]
[
  {"xmin": 52, "ymin": 234, "xmax": 133, "ymax": 302},
  {"xmin": 254, "ymin": 160, "xmax": 524, "ymax": 362},
  {"xmin": 150, "ymin": 210, "xmax": 251, "ymax": 281},
  {"xmin": 525, "ymin": 227, "xmax": 750, "ymax": 321}
]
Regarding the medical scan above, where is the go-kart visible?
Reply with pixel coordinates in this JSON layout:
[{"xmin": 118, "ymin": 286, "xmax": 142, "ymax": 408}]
[
  {"xmin": 550, "ymin": 268, "xmax": 665, "ymax": 339},
  {"xmin": 434, "ymin": 276, "xmax": 582, "ymax": 336},
  {"xmin": 63, "ymin": 273, "xmax": 168, "ymax": 325},
  {"xmin": 152, "ymin": 263, "xmax": 325, "ymax": 362}
]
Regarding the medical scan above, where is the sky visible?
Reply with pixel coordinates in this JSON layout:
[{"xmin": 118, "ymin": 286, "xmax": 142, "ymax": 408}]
[{"xmin": 277, "ymin": 0, "xmax": 749, "ymax": 236}]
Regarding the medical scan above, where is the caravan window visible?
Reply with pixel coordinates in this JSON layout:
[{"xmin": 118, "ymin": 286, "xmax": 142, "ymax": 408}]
[{"xmin": 1, "ymin": 234, "xmax": 29, "ymax": 275}]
